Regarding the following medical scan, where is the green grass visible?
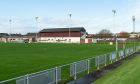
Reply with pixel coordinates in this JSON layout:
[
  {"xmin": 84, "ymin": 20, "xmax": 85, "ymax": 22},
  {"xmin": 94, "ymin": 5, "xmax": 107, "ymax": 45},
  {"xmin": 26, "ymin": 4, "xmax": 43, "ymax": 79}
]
[
  {"xmin": 0, "ymin": 43, "xmax": 116, "ymax": 81},
  {"xmin": 93, "ymin": 55, "xmax": 140, "ymax": 84}
]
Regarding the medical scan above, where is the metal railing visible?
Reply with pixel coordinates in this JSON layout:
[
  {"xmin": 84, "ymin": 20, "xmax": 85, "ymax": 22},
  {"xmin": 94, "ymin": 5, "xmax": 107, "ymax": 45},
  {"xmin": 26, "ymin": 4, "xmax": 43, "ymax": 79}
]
[{"xmin": 0, "ymin": 45, "xmax": 140, "ymax": 84}]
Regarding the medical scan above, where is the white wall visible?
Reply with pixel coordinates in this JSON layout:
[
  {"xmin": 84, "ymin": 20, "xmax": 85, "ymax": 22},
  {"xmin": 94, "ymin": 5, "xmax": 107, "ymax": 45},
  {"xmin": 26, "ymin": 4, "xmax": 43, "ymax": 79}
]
[
  {"xmin": 117, "ymin": 38, "xmax": 127, "ymax": 41},
  {"xmin": 92, "ymin": 39, "xmax": 97, "ymax": 43},
  {"xmin": 85, "ymin": 39, "xmax": 88, "ymax": 43},
  {"xmin": 39, "ymin": 37, "xmax": 81, "ymax": 43},
  {"xmin": 0, "ymin": 38, "xmax": 7, "ymax": 42},
  {"xmin": 129, "ymin": 33, "xmax": 137, "ymax": 38}
]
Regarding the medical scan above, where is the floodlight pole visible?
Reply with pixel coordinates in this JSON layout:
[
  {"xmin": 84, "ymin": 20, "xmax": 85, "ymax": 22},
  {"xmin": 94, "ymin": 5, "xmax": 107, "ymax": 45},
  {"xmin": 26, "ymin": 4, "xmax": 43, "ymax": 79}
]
[
  {"xmin": 132, "ymin": 16, "xmax": 136, "ymax": 51},
  {"xmin": 35, "ymin": 17, "xmax": 39, "ymax": 42},
  {"xmin": 132, "ymin": 16, "xmax": 135, "ymax": 33},
  {"xmin": 9, "ymin": 19, "xmax": 12, "ymax": 42},
  {"xmin": 69, "ymin": 14, "xmax": 72, "ymax": 42},
  {"xmin": 69, "ymin": 14, "xmax": 72, "ymax": 38},
  {"xmin": 112, "ymin": 10, "xmax": 118, "ymax": 60}
]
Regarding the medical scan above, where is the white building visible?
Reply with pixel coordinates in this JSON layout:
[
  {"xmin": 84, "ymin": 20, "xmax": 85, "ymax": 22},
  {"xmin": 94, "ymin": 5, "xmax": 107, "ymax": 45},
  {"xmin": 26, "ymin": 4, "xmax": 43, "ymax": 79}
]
[{"xmin": 39, "ymin": 27, "xmax": 88, "ymax": 43}]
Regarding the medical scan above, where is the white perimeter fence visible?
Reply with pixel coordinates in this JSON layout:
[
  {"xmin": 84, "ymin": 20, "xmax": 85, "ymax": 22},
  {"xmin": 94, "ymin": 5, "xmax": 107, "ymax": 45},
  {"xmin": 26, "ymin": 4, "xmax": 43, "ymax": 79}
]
[{"xmin": 0, "ymin": 46, "xmax": 140, "ymax": 84}]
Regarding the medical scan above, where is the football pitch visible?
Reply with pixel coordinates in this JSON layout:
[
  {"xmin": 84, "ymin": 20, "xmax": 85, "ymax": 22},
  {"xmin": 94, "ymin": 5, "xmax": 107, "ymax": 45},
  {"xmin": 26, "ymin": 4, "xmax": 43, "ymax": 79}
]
[
  {"xmin": 0, "ymin": 43, "xmax": 116, "ymax": 81},
  {"xmin": 93, "ymin": 55, "xmax": 140, "ymax": 84}
]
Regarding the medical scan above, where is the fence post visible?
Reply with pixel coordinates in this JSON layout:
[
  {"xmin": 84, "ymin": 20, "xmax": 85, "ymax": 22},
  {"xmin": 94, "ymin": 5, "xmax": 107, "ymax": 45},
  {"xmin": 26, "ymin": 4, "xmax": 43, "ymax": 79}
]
[
  {"xmin": 123, "ymin": 50, "xmax": 125, "ymax": 58},
  {"xmin": 55, "ymin": 67, "xmax": 58, "ymax": 84},
  {"xmin": 119, "ymin": 51, "xmax": 121, "ymax": 60},
  {"xmin": 97, "ymin": 56, "xmax": 99, "ymax": 70},
  {"xmin": 26, "ymin": 74, "xmax": 29, "ymax": 84},
  {"xmin": 87, "ymin": 60, "xmax": 90, "ymax": 74},
  {"xmin": 110, "ymin": 54, "xmax": 112, "ymax": 64},
  {"xmin": 120, "ymin": 51, "xmax": 123, "ymax": 60},
  {"xmin": 74, "ymin": 63, "xmax": 77, "ymax": 80},
  {"xmin": 130, "ymin": 48, "xmax": 131, "ymax": 55},
  {"xmin": 126, "ymin": 49, "xmax": 128, "ymax": 56},
  {"xmin": 105, "ymin": 55, "xmax": 107, "ymax": 66},
  {"xmin": 116, "ymin": 52, "xmax": 118, "ymax": 62}
]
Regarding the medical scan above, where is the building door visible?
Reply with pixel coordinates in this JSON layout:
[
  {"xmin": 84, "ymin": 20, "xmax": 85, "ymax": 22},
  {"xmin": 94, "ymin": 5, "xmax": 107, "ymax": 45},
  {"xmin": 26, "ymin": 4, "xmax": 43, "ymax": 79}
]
[
  {"xmin": 80, "ymin": 39, "xmax": 85, "ymax": 43},
  {"xmin": 88, "ymin": 39, "xmax": 92, "ymax": 43}
]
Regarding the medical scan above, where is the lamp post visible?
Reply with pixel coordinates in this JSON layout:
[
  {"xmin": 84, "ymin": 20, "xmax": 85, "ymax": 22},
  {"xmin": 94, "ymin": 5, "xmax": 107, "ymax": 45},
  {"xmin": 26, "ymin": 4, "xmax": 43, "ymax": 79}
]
[
  {"xmin": 35, "ymin": 17, "xmax": 39, "ymax": 42},
  {"xmin": 69, "ymin": 13, "xmax": 72, "ymax": 43},
  {"xmin": 9, "ymin": 19, "xmax": 12, "ymax": 42},
  {"xmin": 112, "ymin": 10, "xmax": 118, "ymax": 61}
]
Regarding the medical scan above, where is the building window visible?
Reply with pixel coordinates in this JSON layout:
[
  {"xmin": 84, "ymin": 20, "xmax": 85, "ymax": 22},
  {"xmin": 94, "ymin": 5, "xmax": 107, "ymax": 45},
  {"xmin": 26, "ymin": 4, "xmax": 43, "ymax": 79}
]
[{"xmin": 69, "ymin": 39, "xmax": 71, "ymax": 42}]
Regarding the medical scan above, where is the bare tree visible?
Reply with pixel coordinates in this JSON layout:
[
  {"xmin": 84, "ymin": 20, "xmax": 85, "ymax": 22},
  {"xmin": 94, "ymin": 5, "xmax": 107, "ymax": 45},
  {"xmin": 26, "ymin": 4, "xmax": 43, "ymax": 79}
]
[
  {"xmin": 98, "ymin": 29, "xmax": 112, "ymax": 34},
  {"xmin": 96, "ymin": 29, "xmax": 113, "ymax": 38}
]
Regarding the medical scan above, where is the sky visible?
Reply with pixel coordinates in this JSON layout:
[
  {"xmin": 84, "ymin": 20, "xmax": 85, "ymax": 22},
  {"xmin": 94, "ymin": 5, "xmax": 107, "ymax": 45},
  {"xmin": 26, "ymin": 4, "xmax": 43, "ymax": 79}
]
[{"xmin": 0, "ymin": 0, "xmax": 140, "ymax": 34}]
